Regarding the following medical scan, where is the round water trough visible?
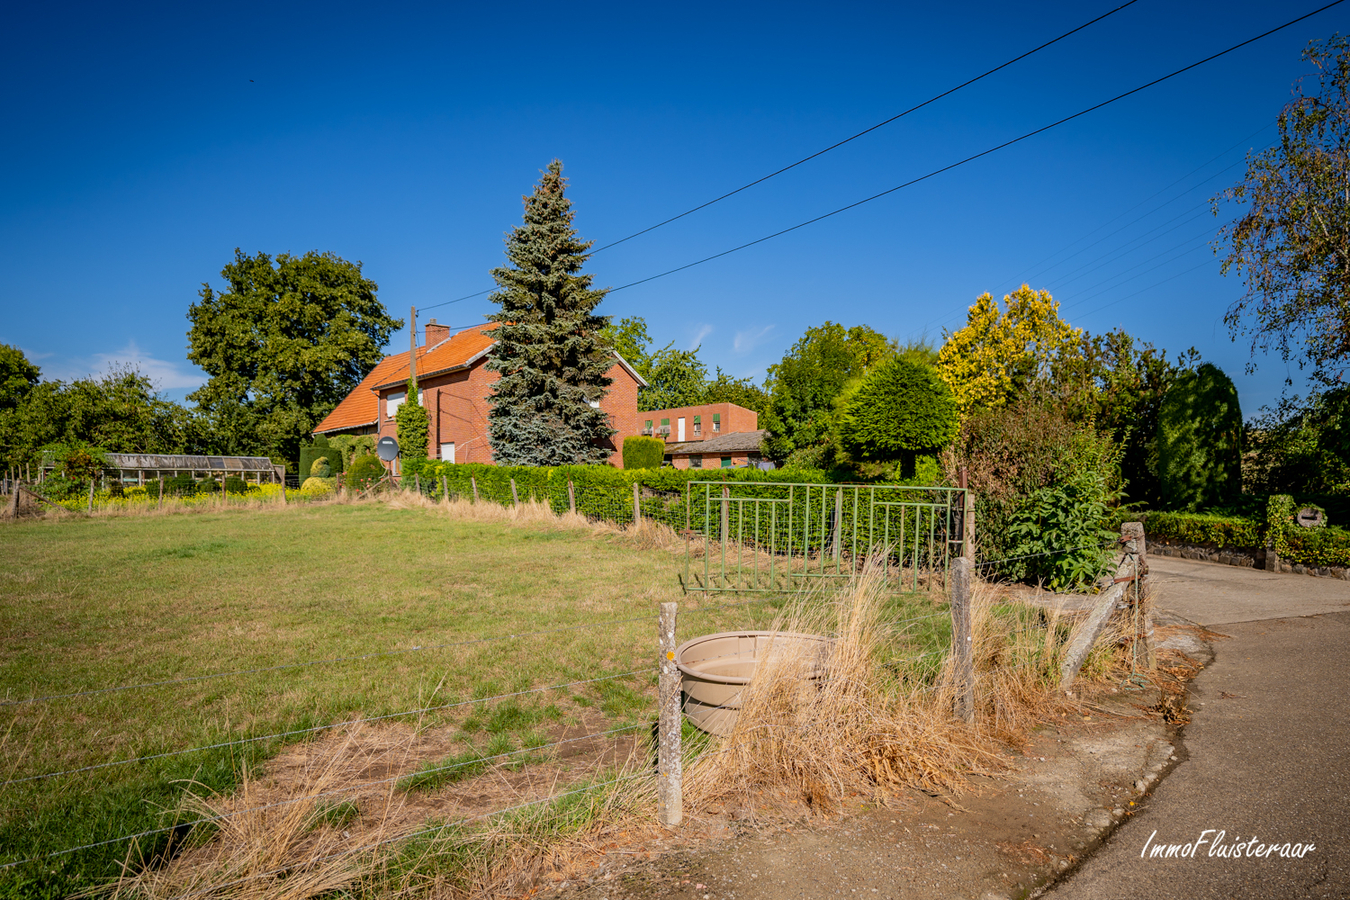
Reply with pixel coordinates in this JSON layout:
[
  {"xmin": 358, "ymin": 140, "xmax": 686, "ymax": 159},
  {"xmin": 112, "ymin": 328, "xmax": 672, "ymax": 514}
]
[{"xmin": 674, "ymin": 631, "xmax": 832, "ymax": 737}]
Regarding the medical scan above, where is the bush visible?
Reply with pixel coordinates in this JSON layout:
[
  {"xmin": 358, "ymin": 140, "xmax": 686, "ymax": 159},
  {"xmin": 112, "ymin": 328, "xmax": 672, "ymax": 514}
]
[
  {"xmin": 396, "ymin": 392, "xmax": 429, "ymax": 462},
  {"xmin": 309, "ymin": 456, "xmax": 331, "ymax": 478},
  {"xmin": 1281, "ymin": 524, "xmax": 1350, "ymax": 568},
  {"xmin": 622, "ymin": 436, "xmax": 665, "ymax": 469},
  {"xmin": 165, "ymin": 474, "xmax": 198, "ymax": 497},
  {"xmin": 1137, "ymin": 511, "xmax": 1263, "ymax": 549},
  {"xmin": 300, "ymin": 476, "xmax": 334, "ymax": 495},
  {"xmin": 837, "ymin": 358, "xmax": 959, "ymax": 477},
  {"xmin": 224, "ymin": 475, "xmax": 249, "ymax": 495},
  {"xmin": 1158, "ymin": 363, "xmax": 1242, "ymax": 510},
  {"xmin": 346, "ymin": 453, "xmax": 387, "ymax": 491},
  {"xmin": 944, "ymin": 401, "xmax": 1120, "ymax": 589}
]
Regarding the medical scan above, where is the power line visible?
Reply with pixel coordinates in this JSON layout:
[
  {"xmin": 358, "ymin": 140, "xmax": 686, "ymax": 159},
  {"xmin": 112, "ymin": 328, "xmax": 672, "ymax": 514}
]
[
  {"xmin": 589, "ymin": 0, "xmax": 1144, "ymax": 254},
  {"xmin": 604, "ymin": 0, "xmax": 1347, "ymax": 295}
]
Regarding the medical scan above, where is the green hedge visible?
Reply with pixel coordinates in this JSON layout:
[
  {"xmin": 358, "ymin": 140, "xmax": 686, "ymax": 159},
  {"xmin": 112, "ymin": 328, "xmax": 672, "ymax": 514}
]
[
  {"xmin": 1135, "ymin": 511, "xmax": 1263, "ymax": 549},
  {"xmin": 622, "ymin": 436, "xmax": 665, "ymax": 470},
  {"xmin": 1119, "ymin": 502, "xmax": 1350, "ymax": 569},
  {"xmin": 1280, "ymin": 525, "xmax": 1350, "ymax": 568}
]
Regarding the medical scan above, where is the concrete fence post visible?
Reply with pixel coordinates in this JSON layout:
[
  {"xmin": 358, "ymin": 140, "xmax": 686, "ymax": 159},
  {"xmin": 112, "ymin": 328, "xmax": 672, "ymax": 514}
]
[
  {"xmin": 442, "ymin": 475, "xmax": 449, "ymax": 505},
  {"xmin": 510, "ymin": 477, "xmax": 519, "ymax": 508},
  {"xmin": 1060, "ymin": 524, "xmax": 1144, "ymax": 690},
  {"xmin": 658, "ymin": 601, "xmax": 683, "ymax": 827},
  {"xmin": 951, "ymin": 557, "xmax": 975, "ymax": 723},
  {"xmin": 471, "ymin": 476, "xmax": 479, "ymax": 504},
  {"xmin": 1121, "ymin": 521, "xmax": 1152, "ymax": 668},
  {"xmin": 568, "ymin": 480, "xmax": 576, "ymax": 515},
  {"xmin": 633, "ymin": 482, "xmax": 641, "ymax": 525},
  {"xmin": 87, "ymin": 480, "xmax": 95, "ymax": 515},
  {"xmin": 414, "ymin": 473, "xmax": 421, "ymax": 495}
]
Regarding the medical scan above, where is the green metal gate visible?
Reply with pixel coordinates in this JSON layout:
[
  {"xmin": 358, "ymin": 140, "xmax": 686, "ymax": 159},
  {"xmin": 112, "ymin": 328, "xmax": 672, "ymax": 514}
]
[{"xmin": 682, "ymin": 481, "xmax": 967, "ymax": 594}]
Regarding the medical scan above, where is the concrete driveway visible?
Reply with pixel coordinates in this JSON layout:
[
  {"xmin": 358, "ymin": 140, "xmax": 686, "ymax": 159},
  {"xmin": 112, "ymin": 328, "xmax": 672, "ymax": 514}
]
[{"xmin": 1045, "ymin": 557, "xmax": 1350, "ymax": 899}]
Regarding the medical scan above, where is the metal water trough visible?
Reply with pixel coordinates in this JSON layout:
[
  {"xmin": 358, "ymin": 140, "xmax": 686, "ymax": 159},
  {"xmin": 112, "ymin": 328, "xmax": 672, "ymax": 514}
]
[{"xmin": 674, "ymin": 631, "xmax": 833, "ymax": 737}]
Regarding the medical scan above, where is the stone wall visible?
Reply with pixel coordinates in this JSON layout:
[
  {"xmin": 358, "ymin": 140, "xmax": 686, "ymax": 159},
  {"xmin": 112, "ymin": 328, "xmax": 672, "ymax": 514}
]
[{"xmin": 1147, "ymin": 539, "xmax": 1350, "ymax": 580}]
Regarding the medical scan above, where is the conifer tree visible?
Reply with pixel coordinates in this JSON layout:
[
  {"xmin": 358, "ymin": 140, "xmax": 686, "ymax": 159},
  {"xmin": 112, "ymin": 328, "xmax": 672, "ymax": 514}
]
[{"xmin": 485, "ymin": 161, "xmax": 614, "ymax": 465}]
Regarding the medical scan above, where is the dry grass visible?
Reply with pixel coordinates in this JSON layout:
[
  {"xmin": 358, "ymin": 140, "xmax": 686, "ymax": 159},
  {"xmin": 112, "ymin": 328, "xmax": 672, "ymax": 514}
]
[{"xmin": 684, "ymin": 562, "xmax": 1132, "ymax": 815}]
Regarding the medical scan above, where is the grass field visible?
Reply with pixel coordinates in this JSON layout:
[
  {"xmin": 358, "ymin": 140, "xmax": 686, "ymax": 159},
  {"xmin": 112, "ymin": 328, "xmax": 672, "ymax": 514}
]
[{"xmin": 0, "ymin": 497, "xmax": 954, "ymax": 898}]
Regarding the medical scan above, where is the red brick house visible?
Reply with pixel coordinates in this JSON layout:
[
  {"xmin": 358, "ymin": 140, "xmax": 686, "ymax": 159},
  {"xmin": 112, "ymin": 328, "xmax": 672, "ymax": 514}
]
[
  {"xmin": 313, "ymin": 320, "xmax": 648, "ymax": 468},
  {"xmin": 662, "ymin": 429, "xmax": 771, "ymax": 469},
  {"xmin": 636, "ymin": 402, "xmax": 758, "ymax": 443}
]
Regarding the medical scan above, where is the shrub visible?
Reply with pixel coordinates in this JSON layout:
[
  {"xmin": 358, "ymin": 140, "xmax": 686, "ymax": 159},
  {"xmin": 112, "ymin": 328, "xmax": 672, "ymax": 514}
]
[
  {"xmin": 837, "ymin": 358, "xmax": 959, "ymax": 478},
  {"xmin": 1138, "ymin": 511, "xmax": 1263, "ymax": 549},
  {"xmin": 622, "ymin": 436, "xmax": 665, "ymax": 470},
  {"xmin": 197, "ymin": 477, "xmax": 220, "ymax": 494},
  {"xmin": 1158, "ymin": 363, "xmax": 1242, "ymax": 511},
  {"xmin": 346, "ymin": 453, "xmax": 387, "ymax": 491},
  {"xmin": 944, "ymin": 401, "xmax": 1120, "ymax": 589},
  {"xmin": 396, "ymin": 390, "xmax": 429, "ymax": 462},
  {"xmin": 300, "ymin": 476, "xmax": 334, "ymax": 495},
  {"xmin": 165, "ymin": 474, "xmax": 198, "ymax": 497},
  {"xmin": 309, "ymin": 456, "xmax": 331, "ymax": 478},
  {"xmin": 223, "ymin": 475, "xmax": 249, "ymax": 495}
]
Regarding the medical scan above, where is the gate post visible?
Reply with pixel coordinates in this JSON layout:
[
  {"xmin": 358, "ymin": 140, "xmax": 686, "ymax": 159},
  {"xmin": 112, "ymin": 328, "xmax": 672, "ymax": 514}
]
[
  {"xmin": 720, "ymin": 485, "xmax": 730, "ymax": 554},
  {"xmin": 832, "ymin": 488, "xmax": 843, "ymax": 568}
]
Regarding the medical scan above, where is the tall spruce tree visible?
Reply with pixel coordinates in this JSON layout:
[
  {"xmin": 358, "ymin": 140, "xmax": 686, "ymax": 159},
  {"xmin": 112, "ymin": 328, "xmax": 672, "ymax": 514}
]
[{"xmin": 485, "ymin": 161, "xmax": 614, "ymax": 465}]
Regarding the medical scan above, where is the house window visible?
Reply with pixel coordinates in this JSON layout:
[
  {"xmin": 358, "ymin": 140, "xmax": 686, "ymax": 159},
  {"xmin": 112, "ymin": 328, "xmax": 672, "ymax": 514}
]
[
  {"xmin": 644, "ymin": 420, "xmax": 653, "ymax": 435},
  {"xmin": 690, "ymin": 456, "xmax": 702, "ymax": 469},
  {"xmin": 713, "ymin": 413, "xmax": 721, "ymax": 433},
  {"xmin": 386, "ymin": 392, "xmax": 406, "ymax": 418},
  {"xmin": 660, "ymin": 418, "xmax": 670, "ymax": 436},
  {"xmin": 720, "ymin": 457, "xmax": 732, "ymax": 468},
  {"xmin": 440, "ymin": 442, "xmax": 456, "ymax": 463},
  {"xmin": 693, "ymin": 415, "xmax": 701, "ymax": 435}
]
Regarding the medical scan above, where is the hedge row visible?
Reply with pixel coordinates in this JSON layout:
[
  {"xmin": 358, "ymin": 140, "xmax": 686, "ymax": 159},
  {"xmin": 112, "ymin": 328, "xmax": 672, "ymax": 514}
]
[
  {"xmin": 1120, "ymin": 497, "xmax": 1350, "ymax": 569},
  {"xmin": 403, "ymin": 459, "xmax": 960, "ymax": 560}
]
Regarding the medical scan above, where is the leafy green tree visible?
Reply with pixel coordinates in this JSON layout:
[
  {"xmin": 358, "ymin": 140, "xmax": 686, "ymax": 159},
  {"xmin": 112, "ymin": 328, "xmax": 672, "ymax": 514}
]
[
  {"xmin": 762, "ymin": 322, "xmax": 896, "ymax": 461},
  {"xmin": 837, "ymin": 359, "xmax": 959, "ymax": 478},
  {"xmin": 0, "ymin": 367, "xmax": 194, "ymax": 470},
  {"xmin": 602, "ymin": 316, "xmax": 653, "ymax": 374},
  {"xmin": 187, "ymin": 249, "xmax": 400, "ymax": 464},
  {"xmin": 1244, "ymin": 383, "xmax": 1350, "ymax": 495},
  {"xmin": 1214, "ymin": 36, "xmax": 1350, "ymax": 381},
  {"xmin": 1157, "ymin": 363, "xmax": 1243, "ymax": 510},
  {"xmin": 0, "ymin": 344, "xmax": 40, "ymax": 412},
  {"xmin": 640, "ymin": 345, "xmax": 709, "ymax": 411},
  {"xmin": 485, "ymin": 161, "xmax": 615, "ymax": 466}
]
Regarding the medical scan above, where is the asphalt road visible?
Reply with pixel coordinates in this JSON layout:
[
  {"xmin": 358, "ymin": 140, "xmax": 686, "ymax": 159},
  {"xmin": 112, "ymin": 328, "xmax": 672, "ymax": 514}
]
[{"xmin": 1045, "ymin": 560, "xmax": 1350, "ymax": 900}]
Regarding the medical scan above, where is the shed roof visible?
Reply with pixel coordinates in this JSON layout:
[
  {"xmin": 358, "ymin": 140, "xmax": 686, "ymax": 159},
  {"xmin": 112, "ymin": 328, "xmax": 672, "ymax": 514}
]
[
  {"xmin": 663, "ymin": 430, "xmax": 768, "ymax": 455},
  {"xmin": 101, "ymin": 454, "xmax": 279, "ymax": 471}
]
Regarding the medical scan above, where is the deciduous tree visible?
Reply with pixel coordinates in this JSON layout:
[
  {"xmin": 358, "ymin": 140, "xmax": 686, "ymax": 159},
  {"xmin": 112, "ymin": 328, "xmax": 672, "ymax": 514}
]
[
  {"xmin": 1214, "ymin": 36, "xmax": 1350, "ymax": 381},
  {"xmin": 187, "ymin": 249, "xmax": 400, "ymax": 463}
]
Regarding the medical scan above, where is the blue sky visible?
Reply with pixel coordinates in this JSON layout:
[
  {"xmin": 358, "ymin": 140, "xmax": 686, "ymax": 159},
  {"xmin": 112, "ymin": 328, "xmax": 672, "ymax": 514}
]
[{"xmin": 2, "ymin": 0, "xmax": 1344, "ymax": 417}]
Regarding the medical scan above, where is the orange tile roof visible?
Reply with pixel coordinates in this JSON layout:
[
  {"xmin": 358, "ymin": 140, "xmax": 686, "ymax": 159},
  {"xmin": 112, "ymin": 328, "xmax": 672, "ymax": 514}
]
[{"xmin": 313, "ymin": 324, "xmax": 500, "ymax": 434}]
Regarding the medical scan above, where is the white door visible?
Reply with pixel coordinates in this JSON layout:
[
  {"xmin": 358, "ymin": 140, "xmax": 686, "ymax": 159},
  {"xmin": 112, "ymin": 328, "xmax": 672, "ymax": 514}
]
[
  {"xmin": 677, "ymin": 417, "xmax": 685, "ymax": 441},
  {"xmin": 440, "ymin": 442, "xmax": 456, "ymax": 463}
]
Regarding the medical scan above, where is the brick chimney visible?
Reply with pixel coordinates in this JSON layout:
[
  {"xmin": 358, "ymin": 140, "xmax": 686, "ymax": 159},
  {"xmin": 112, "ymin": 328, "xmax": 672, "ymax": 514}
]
[{"xmin": 425, "ymin": 318, "xmax": 450, "ymax": 348}]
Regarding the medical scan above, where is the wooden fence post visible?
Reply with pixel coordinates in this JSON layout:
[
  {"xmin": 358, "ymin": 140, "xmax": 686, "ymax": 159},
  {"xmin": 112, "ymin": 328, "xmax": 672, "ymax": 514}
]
[
  {"xmin": 414, "ymin": 473, "xmax": 421, "ymax": 495},
  {"xmin": 568, "ymin": 480, "xmax": 576, "ymax": 515},
  {"xmin": 471, "ymin": 476, "xmax": 478, "ymax": 504},
  {"xmin": 442, "ymin": 475, "xmax": 449, "ymax": 505},
  {"xmin": 962, "ymin": 484, "xmax": 975, "ymax": 563},
  {"xmin": 1120, "ymin": 521, "xmax": 1151, "ymax": 667},
  {"xmin": 510, "ymin": 477, "xmax": 519, "ymax": 507},
  {"xmin": 951, "ymin": 557, "xmax": 974, "ymax": 723},
  {"xmin": 1060, "ymin": 524, "xmax": 1144, "ymax": 690},
  {"xmin": 87, "ymin": 480, "xmax": 95, "ymax": 515},
  {"xmin": 158, "ymin": 478, "xmax": 164, "ymax": 510},
  {"xmin": 657, "ymin": 602, "xmax": 683, "ymax": 827},
  {"xmin": 632, "ymin": 482, "xmax": 641, "ymax": 525}
]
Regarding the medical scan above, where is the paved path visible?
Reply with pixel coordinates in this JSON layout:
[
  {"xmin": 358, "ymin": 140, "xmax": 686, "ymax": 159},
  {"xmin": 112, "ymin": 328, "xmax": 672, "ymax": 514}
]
[
  {"xmin": 1045, "ymin": 558, "xmax": 1350, "ymax": 900},
  {"xmin": 1147, "ymin": 555, "xmax": 1350, "ymax": 625}
]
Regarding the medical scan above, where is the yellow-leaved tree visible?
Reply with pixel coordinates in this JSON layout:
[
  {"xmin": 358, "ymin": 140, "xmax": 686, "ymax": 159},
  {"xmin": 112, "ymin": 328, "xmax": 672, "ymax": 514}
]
[{"xmin": 937, "ymin": 285, "xmax": 1082, "ymax": 415}]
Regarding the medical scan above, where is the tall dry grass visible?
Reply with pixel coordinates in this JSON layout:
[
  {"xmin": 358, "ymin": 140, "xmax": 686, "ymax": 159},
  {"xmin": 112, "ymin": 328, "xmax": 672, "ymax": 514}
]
[{"xmin": 684, "ymin": 561, "xmax": 1123, "ymax": 813}]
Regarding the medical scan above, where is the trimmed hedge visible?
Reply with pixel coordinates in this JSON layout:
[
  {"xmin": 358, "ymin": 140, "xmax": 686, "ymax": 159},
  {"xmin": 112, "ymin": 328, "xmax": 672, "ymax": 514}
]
[
  {"xmin": 1281, "ymin": 525, "xmax": 1350, "ymax": 568},
  {"xmin": 622, "ymin": 436, "xmax": 665, "ymax": 470},
  {"xmin": 1120, "ymin": 500, "xmax": 1350, "ymax": 569},
  {"xmin": 1135, "ymin": 511, "xmax": 1263, "ymax": 549}
]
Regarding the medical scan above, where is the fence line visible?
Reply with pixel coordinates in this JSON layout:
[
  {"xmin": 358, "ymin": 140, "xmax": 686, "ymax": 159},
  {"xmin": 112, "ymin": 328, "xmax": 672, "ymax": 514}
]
[
  {"xmin": 0, "ymin": 723, "xmax": 645, "ymax": 872},
  {"xmin": 2, "ymin": 670, "xmax": 644, "ymax": 787}
]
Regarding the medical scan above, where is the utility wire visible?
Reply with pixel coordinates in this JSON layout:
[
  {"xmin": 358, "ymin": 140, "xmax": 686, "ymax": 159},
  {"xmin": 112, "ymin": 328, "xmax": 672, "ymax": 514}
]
[
  {"xmin": 589, "ymin": 0, "xmax": 1144, "ymax": 254},
  {"xmin": 412, "ymin": 1, "xmax": 1143, "ymax": 314},
  {"xmin": 605, "ymin": 0, "xmax": 1348, "ymax": 296},
  {"xmin": 1, "ymin": 613, "xmax": 657, "ymax": 708}
]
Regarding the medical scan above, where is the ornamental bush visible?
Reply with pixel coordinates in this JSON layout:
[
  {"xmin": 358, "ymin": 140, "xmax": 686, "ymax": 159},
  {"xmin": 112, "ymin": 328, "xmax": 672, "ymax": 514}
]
[
  {"xmin": 300, "ymin": 476, "xmax": 334, "ymax": 495},
  {"xmin": 346, "ymin": 453, "xmax": 386, "ymax": 491},
  {"xmin": 622, "ymin": 436, "xmax": 665, "ymax": 469},
  {"xmin": 1158, "ymin": 363, "xmax": 1242, "ymax": 511},
  {"xmin": 224, "ymin": 475, "xmax": 249, "ymax": 495},
  {"xmin": 837, "ymin": 358, "xmax": 959, "ymax": 479},
  {"xmin": 309, "ymin": 456, "xmax": 331, "ymax": 478}
]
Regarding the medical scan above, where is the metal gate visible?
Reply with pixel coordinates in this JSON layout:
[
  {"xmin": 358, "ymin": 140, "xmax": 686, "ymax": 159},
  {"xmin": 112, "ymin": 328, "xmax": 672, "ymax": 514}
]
[{"xmin": 682, "ymin": 481, "xmax": 968, "ymax": 594}]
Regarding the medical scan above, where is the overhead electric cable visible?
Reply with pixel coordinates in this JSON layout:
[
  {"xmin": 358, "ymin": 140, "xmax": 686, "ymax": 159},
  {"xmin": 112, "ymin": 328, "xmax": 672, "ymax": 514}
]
[
  {"xmin": 589, "ymin": 0, "xmax": 1144, "ymax": 254},
  {"xmin": 604, "ymin": 0, "xmax": 1346, "ymax": 296}
]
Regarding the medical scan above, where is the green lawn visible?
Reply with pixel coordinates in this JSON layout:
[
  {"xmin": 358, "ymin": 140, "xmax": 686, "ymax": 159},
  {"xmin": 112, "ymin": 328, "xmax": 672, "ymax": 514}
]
[{"xmin": 0, "ymin": 500, "xmax": 946, "ymax": 898}]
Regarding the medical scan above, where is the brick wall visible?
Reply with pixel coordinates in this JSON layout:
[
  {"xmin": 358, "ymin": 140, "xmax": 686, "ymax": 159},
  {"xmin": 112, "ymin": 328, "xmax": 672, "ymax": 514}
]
[
  {"xmin": 638, "ymin": 402, "xmax": 758, "ymax": 442},
  {"xmin": 377, "ymin": 358, "xmax": 642, "ymax": 468}
]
